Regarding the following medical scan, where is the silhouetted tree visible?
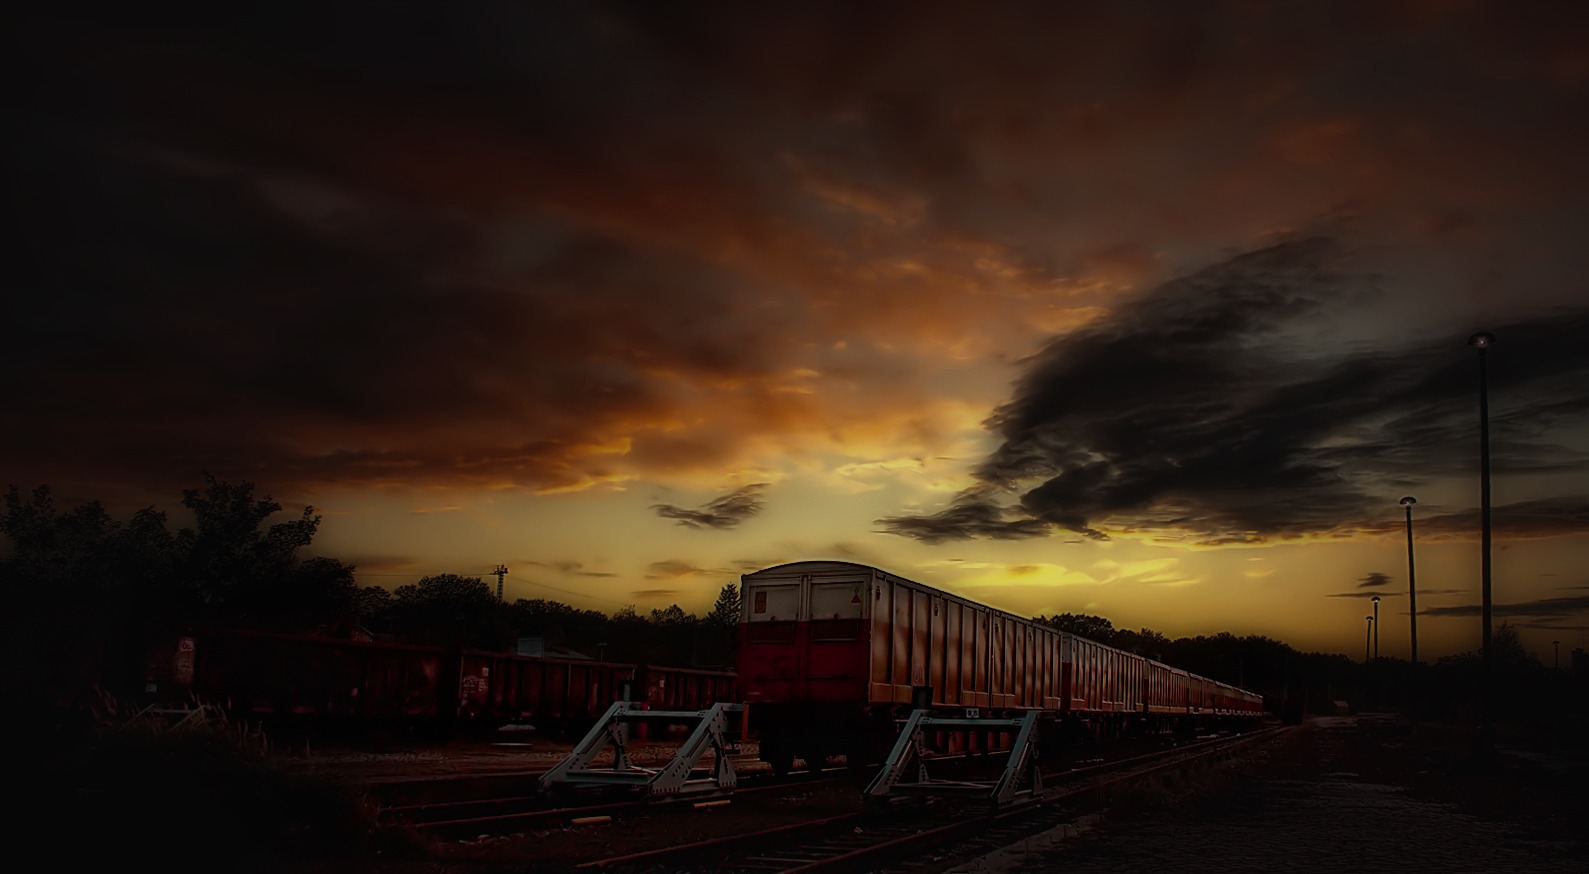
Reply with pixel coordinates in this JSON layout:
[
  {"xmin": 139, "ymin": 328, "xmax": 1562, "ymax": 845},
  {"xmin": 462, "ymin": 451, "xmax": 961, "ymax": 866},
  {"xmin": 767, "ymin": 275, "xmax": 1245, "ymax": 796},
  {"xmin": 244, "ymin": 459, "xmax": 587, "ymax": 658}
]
[
  {"xmin": 1, "ymin": 476, "xmax": 358, "ymax": 713},
  {"xmin": 701, "ymin": 582, "xmax": 742, "ymax": 667},
  {"xmin": 1112, "ymin": 626, "xmax": 1172, "ymax": 658},
  {"xmin": 650, "ymin": 604, "xmax": 692, "ymax": 625},
  {"xmin": 1034, "ymin": 612, "xmax": 1116, "ymax": 643},
  {"xmin": 170, "ymin": 475, "xmax": 356, "ymax": 631},
  {"xmin": 505, "ymin": 597, "xmax": 608, "ymax": 651},
  {"xmin": 391, "ymin": 574, "xmax": 506, "ymax": 648},
  {"xmin": 709, "ymin": 583, "xmax": 740, "ymax": 628},
  {"xmin": 352, "ymin": 585, "xmax": 394, "ymax": 633}
]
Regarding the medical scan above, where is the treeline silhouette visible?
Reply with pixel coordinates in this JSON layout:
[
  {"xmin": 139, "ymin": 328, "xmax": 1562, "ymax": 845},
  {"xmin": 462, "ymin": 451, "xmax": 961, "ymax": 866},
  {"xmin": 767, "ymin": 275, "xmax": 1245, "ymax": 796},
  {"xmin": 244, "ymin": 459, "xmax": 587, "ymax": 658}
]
[
  {"xmin": 4, "ymin": 476, "xmax": 1581, "ymax": 726},
  {"xmin": 1034, "ymin": 611, "xmax": 1584, "ymax": 724},
  {"xmin": 0, "ymin": 476, "xmax": 739, "ymax": 714},
  {"xmin": 353, "ymin": 572, "xmax": 741, "ymax": 667}
]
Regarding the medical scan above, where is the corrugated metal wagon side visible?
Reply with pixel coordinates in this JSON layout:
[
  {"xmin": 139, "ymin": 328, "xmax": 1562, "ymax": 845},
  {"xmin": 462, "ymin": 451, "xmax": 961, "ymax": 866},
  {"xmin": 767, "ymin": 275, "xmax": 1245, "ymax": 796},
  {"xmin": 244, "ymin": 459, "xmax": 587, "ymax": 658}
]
[{"xmin": 739, "ymin": 560, "xmax": 1270, "ymax": 776}]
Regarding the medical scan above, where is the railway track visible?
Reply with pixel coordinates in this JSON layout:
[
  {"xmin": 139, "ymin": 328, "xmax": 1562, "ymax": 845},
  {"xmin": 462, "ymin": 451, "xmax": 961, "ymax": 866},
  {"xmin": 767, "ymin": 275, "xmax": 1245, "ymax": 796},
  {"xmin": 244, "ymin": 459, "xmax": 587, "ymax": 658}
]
[
  {"xmin": 578, "ymin": 725, "xmax": 1291, "ymax": 873},
  {"xmin": 382, "ymin": 768, "xmax": 843, "ymax": 839},
  {"xmin": 378, "ymin": 744, "xmax": 1054, "ymax": 833}
]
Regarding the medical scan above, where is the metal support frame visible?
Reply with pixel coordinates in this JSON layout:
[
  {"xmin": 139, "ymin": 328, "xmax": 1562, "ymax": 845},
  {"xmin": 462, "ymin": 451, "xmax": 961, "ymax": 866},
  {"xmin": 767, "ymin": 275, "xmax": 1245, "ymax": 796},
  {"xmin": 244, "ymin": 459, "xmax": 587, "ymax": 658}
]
[
  {"xmin": 865, "ymin": 708, "xmax": 1046, "ymax": 809},
  {"xmin": 539, "ymin": 701, "xmax": 744, "ymax": 797}
]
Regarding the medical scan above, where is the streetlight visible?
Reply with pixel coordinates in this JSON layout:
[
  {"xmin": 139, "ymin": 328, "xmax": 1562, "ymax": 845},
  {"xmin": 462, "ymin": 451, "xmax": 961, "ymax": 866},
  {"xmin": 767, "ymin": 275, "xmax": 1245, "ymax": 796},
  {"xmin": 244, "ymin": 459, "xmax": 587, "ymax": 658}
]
[
  {"xmin": 1365, "ymin": 615, "xmax": 1374, "ymax": 662},
  {"xmin": 1401, "ymin": 496, "xmax": 1419, "ymax": 664},
  {"xmin": 1371, "ymin": 596, "xmax": 1381, "ymax": 659},
  {"xmin": 1554, "ymin": 640, "xmax": 1561, "ymax": 670},
  {"xmin": 1468, "ymin": 330, "xmax": 1495, "ymax": 752}
]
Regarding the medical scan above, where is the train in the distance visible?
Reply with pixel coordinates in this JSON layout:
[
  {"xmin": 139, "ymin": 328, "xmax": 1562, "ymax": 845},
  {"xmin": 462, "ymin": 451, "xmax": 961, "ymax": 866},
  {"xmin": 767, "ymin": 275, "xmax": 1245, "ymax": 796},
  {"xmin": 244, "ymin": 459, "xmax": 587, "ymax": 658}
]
[
  {"xmin": 737, "ymin": 561, "xmax": 1266, "ymax": 774},
  {"xmin": 144, "ymin": 627, "xmax": 736, "ymax": 736}
]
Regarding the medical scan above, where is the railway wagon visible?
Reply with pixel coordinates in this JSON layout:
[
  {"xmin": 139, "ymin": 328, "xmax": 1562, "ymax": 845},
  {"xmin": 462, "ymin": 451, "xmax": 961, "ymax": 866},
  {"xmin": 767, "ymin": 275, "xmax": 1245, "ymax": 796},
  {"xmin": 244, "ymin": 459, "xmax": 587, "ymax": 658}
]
[
  {"xmin": 738, "ymin": 561, "xmax": 1265, "ymax": 773},
  {"xmin": 457, "ymin": 651, "xmax": 737, "ymax": 729},
  {"xmin": 181, "ymin": 627, "xmax": 447, "ymax": 722},
  {"xmin": 158, "ymin": 628, "xmax": 735, "ymax": 735}
]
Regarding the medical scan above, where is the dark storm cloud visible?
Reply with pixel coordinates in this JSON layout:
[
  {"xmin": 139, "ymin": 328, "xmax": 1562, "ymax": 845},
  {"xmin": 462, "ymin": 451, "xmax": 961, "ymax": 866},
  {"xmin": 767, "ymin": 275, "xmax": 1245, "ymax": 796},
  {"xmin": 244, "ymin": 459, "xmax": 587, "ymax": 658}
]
[
  {"xmin": 644, "ymin": 560, "xmax": 733, "ymax": 579},
  {"xmin": 875, "ymin": 492, "xmax": 1054, "ymax": 544},
  {"xmin": 4, "ymin": 5, "xmax": 836, "ymax": 497},
  {"xmin": 529, "ymin": 561, "xmax": 618, "ymax": 578},
  {"xmin": 883, "ymin": 235, "xmax": 1589, "ymax": 544},
  {"xmin": 1370, "ymin": 497, "xmax": 1589, "ymax": 542},
  {"xmin": 652, "ymin": 484, "xmax": 769, "ymax": 530},
  {"xmin": 1358, "ymin": 572, "xmax": 1393, "ymax": 588},
  {"xmin": 1419, "ymin": 594, "xmax": 1589, "ymax": 619},
  {"xmin": 10, "ymin": 1, "xmax": 1589, "ymax": 513}
]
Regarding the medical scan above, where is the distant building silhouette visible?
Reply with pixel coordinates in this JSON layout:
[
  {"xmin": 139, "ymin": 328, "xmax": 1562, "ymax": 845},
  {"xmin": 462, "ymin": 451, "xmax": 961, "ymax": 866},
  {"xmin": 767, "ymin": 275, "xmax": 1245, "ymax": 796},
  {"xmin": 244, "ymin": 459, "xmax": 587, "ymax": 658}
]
[{"xmin": 516, "ymin": 636, "xmax": 591, "ymax": 660}]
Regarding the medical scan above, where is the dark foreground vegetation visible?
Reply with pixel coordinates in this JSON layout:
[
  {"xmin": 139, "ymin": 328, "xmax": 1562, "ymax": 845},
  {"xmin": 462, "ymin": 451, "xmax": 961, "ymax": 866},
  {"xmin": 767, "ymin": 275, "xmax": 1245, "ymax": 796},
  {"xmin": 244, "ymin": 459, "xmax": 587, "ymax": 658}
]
[
  {"xmin": 27, "ymin": 708, "xmax": 426, "ymax": 873},
  {"xmin": 1, "ymin": 476, "xmax": 739, "ymax": 735}
]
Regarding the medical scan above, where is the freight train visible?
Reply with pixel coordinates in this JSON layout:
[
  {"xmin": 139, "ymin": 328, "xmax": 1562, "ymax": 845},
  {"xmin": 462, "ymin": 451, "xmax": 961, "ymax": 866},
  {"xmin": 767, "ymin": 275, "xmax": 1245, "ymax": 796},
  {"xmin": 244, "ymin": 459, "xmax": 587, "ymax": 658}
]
[
  {"xmin": 737, "ymin": 561, "xmax": 1266, "ymax": 774},
  {"xmin": 145, "ymin": 628, "xmax": 736, "ymax": 736}
]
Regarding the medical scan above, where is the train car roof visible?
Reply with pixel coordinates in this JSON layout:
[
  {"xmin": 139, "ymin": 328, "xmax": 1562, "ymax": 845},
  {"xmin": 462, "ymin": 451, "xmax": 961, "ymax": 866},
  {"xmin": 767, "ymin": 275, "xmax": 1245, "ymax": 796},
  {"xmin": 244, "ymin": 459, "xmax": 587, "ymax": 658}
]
[
  {"xmin": 743, "ymin": 560, "xmax": 1264, "ymax": 700},
  {"xmin": 740, "ymin": 565, "xmax": 1067, "ymax": 641}
]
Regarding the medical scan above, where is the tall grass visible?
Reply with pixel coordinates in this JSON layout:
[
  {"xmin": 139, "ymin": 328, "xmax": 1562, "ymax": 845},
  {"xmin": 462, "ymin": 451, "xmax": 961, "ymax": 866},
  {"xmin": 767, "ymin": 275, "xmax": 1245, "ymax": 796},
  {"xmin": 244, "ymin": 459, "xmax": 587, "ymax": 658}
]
[{"xmin": 31, "ymin": 695, "xmax": 421, "ymax": 870}]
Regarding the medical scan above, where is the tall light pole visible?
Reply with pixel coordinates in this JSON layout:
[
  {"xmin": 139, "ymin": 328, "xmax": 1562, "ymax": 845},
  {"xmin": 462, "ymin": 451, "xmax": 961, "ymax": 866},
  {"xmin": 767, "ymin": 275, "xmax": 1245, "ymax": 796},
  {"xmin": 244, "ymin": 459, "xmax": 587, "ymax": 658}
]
[
  {"xmin": 1401, "ymin": 496, "xmax": 1419, "ymax": 664},
  {"xmin": 1371, "ymin": 596, "xmax": 1381, "ymax": 659},
  {"xmin": 1554, "ymin": 640, "xmax": 1561, "ymax": 670},
  {"xmin": 1365, "ymin": 615, "xmax": 1374, "ymax": 663},
  {"xmin": 1468, "ymin": 331, "xmax": 1495, "ymax": 751}
]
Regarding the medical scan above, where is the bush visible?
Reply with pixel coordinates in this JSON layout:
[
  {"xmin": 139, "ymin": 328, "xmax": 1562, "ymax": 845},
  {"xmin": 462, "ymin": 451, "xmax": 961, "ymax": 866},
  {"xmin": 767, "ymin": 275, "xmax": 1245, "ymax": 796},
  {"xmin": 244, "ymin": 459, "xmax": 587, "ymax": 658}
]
[{"xmin": 28, "ymin": 705, "xmax": 417, "ymax": 871}]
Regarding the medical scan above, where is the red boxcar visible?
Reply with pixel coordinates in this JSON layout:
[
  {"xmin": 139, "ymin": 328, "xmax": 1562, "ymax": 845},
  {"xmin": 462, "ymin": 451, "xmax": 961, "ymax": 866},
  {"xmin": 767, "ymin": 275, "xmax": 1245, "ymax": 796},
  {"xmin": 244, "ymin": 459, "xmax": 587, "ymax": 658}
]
[
  {"xmin": 739, "ymin": 561, "xmax": 1265, "ymax": 773},
  {"xmin": 157, "ymin": 629, "xmax": 735, "ymax": 734},
  {"xmin": 181, "ymin": 628, "xmax": 446, "ymax": 721},
  {"xmin": 458, "ymin": 652, "xmax": 736, "ymax": 727}
]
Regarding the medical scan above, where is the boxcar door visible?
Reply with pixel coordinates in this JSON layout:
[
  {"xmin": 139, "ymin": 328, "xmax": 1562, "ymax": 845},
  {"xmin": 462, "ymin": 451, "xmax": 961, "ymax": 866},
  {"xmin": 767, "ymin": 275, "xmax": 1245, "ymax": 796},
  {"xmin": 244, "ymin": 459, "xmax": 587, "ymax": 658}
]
[{"xmin": 806, "ymin": 576, "xmax": 869, "ymax": 702}]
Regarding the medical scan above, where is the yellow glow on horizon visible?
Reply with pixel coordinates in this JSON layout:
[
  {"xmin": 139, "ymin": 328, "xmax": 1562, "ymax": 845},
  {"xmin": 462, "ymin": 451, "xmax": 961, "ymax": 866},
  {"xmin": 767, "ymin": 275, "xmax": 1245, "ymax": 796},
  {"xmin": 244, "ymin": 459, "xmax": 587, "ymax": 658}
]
[{"xmin": 951, "ymin": 562, "xmax": 1109, "ymax": 589}]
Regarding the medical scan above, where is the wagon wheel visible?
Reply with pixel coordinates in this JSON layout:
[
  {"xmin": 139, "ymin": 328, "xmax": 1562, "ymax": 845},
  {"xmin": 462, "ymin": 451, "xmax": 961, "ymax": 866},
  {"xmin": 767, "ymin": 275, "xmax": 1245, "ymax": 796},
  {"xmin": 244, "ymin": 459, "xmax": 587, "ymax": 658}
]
[
  {"xmin": 799, "ymin": 748, "xmax": 827, "ymax": 772},
  {"xmin": 766, "ymin": 748, "xmax": 795, "ymax": 777},
  {"xmin": 844, "ymin": 741, "xmax": 870, "ymax": 771}
]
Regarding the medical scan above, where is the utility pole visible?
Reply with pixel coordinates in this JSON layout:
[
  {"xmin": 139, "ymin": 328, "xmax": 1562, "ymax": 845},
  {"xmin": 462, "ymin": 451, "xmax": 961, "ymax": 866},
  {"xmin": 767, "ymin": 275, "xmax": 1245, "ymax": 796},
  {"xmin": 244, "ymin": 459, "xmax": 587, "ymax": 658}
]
[
  {"xmin": 1401, "ymin": 496, "xmax": 1419, "ymax": 664},
  {"xmin": 493, "ymin": 564, "xmax": 509, "ymax": 601},
  {"xmin": 1468, "ymin": 331, "xmax": 1496, "ymax": 753}
]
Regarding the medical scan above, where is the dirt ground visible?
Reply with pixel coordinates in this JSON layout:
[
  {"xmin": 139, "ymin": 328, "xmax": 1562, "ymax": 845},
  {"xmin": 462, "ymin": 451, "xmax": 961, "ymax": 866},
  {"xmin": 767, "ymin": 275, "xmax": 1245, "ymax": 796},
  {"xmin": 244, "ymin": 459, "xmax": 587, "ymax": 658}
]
[
  {"xmin": 1023, "ymin": 716, "xmax": 1589, "ymax": 873},
  {"xmin": 60, "ymin": 717, "xmax": 1582, "ymax": 873}
]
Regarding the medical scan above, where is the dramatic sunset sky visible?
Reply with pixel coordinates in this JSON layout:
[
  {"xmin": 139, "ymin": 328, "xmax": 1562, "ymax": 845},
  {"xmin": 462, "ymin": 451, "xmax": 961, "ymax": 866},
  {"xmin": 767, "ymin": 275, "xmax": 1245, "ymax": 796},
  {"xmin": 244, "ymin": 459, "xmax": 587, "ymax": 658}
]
[{"xmin": 10, "ymin": 2, "xmax": 1588, "ymax": 659}]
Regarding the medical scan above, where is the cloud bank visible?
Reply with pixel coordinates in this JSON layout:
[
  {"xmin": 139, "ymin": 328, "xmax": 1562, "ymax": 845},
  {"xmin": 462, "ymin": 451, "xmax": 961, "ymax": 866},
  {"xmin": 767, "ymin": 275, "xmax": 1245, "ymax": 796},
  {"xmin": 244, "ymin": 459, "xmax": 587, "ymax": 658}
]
[{"xmin": 882, "ymin": 235, "xmax": 1589, "ymax": 545}]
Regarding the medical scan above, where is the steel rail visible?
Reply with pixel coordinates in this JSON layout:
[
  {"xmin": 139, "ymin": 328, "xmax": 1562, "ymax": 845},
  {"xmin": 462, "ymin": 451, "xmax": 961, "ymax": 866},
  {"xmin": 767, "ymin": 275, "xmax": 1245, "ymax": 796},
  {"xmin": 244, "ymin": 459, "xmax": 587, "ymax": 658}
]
[
  {"xmin": 578, "ymin": 725, "xmax": 1290, "ymax": 873},
  {"xmin": 405, "ymin": 771, "xmax": 842, "ymax": 835}
]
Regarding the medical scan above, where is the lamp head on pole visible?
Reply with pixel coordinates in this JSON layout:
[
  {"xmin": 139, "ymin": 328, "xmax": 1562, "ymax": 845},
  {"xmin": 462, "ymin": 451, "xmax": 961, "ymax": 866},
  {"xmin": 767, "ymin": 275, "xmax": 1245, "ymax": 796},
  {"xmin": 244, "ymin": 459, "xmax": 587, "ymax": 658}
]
[
  {"xmin": 1467, "ymin": 331, "xmax": 1496, "ymax": 349},
  {"xmin": 1400, "ymin": 496, "xmax": 1416, "ymax": 508},
  {"xmin": 1372, "ymin": 595, "xmax": 1381, "ymax": 604}
]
